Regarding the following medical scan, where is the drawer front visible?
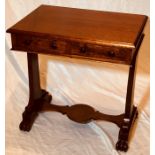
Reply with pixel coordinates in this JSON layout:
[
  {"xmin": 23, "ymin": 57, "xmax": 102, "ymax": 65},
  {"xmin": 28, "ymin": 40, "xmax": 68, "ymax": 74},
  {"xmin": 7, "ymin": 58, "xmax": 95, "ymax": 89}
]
[
  {"xmin": 11, "ymin": 34, "xmax": 68, "ymax": 55},
  {"xmin": 69, "ymin": 41, "xmax": 132, "ymax": 64},
  {"xmin": 11, "ymin": 34, "xmax": 132, "ymax": 64}
]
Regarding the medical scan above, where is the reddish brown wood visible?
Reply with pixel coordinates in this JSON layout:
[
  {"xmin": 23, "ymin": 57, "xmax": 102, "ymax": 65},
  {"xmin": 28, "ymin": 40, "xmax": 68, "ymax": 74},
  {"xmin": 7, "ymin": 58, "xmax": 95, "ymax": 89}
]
[
  {"xmin": 42, "ymin": 103, "xmax": 125, "ymax": 127},
  {"xmin": 115, "ymin": 34, "xmax": 144, "ymax": 152},
  {"xmin": 7, "ymin": 5, "xmax": 147, "ymax": 65},
  {"xmin": 10, "ymin": 33, "xmax": 133, "ymax": 64},
  {"xmin": 19, "ymin": 53, "xmax": 51, "ymax": 131},
  {"xmin": 7, "ymin": 5, "xmax": 147, "ymax": 47},
  {"xmin": 6, "ymin": 5, "xmax": 148, "ymax": 152},
  {"xmin": 20, "ymin": 89, "xmax": 52, "ymax": 131}
]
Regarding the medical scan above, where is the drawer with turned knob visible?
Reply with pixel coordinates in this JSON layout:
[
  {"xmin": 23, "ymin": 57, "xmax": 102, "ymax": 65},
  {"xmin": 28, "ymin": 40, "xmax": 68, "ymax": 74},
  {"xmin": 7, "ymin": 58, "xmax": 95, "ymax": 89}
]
[
  {"xmin": 11, "ymin": 34, "xmax": 68, "ymax": 54},
  {"xmin": 69, "ymin": 41, "xmax": 132, "ymax": 64}
]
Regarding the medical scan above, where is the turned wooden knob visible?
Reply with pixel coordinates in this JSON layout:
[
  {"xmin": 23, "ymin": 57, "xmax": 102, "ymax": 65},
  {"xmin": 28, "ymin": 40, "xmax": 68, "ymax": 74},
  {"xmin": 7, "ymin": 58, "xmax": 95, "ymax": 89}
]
[
  {"xmin": 80, "ymin": 45, "xmax": 87, "ymax": 53},
  {"xmin": 50, "ymin": 40, "xmax": 57, "ymax": 49},
  {"xmin": 108, "ymin": 51, "xmax": 115, "ymax": 57},
  {"xmin": 23, "ymin": 39, "xmax": 32, "ymax": 46}
]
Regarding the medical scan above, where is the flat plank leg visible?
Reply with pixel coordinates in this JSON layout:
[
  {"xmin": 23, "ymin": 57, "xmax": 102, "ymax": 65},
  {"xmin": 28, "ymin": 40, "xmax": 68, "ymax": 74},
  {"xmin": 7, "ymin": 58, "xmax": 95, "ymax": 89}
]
[
  {"xmin": 116, "ymin": 35, "xmax": 144, "ymax": 152},
  {"xmin": 19, "ymin": 53, "xmax": 52, "ymax": 131}
]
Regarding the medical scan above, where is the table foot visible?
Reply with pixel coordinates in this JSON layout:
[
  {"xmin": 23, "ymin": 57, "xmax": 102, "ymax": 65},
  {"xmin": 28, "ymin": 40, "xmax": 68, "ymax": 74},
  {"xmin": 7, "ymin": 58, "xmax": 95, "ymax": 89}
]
[
  {"xmin": 19, "ymin": 89, "xmax": 52, "ymax": 132},
  {"xmin": 116, "ymin": 140, "xmax": 128, "ymax": 152},
  {"xmin": 19, "ymin": 111, "xmax": 38, "ymax": 131},
  {"xmin": 116, "ymin": 106, "xmax": 138, "ymax": 151}
]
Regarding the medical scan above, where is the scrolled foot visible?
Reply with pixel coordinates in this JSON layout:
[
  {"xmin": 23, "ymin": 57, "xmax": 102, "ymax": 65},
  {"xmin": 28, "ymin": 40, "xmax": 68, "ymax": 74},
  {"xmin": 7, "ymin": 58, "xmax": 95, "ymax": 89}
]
[
  {"xmin": 116, "ymin": 140, "xmax": 128, "ymax": 152},
  {"xmin": 19, "ymin": 120, "xmax": 32, "ymax": 132},
  {"xmin": 19, "ymin": 90, "xmax": 52, "ymax": 132},
  {"xmin": 19, "ymin": 110, "xmax": 38, "ymax": 132}
]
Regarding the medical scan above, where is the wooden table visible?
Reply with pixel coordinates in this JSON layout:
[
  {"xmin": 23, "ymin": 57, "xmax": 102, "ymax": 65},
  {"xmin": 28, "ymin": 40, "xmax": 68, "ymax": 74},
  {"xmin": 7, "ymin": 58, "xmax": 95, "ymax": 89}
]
[{"xmin": 7, "ymin": 5, "xmax": 147, "ymax": 152}]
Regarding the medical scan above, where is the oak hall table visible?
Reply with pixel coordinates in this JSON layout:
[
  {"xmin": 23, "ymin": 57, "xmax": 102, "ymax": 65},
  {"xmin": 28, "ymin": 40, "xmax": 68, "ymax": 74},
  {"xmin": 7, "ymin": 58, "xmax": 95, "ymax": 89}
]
[{"xmin": 7, "ymin": 5, "xmax": 148, "ymax": 152}]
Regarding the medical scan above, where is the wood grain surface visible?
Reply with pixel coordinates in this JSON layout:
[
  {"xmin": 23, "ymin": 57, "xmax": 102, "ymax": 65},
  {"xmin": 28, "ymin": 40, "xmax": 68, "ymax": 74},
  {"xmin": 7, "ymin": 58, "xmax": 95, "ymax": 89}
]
[{"xmin": 7, "ymin": 5, "xmax": 147, "ymax": 48}]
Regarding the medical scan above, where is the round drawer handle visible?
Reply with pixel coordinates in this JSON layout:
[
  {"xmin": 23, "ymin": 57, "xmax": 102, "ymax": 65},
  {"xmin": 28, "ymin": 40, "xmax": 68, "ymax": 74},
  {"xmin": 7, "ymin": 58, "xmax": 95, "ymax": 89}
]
[
  {"xmin": 23, "ymin": 39, "xmax": 32, "ymax": 46},
  {"xmin": 108, "ymin": 51, "xmax": 115, "ymax": 57},
  {"xmin": 80, "ymin": 45, "xmax": 87, "ymax": 53},
  {"xmin": 50, "ymin": 40, "xmax": 57, "ymax": 49}
]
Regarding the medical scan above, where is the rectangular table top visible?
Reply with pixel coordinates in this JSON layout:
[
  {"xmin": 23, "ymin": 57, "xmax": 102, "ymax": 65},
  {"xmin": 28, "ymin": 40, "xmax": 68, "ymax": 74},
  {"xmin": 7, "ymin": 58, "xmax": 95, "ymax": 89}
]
[{"xmin": 7, "ymin": 5, "xmax": 147, "ymax": 49}]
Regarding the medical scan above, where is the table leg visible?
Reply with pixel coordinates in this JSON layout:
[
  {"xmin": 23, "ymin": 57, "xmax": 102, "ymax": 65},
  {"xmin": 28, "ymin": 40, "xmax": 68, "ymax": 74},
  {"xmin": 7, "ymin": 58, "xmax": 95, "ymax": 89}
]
[
  {"xmin": 19, "ymin": 53, "xmax": 52, "ymax": 131},
  {"xmin": 116, "ymin": 34, "xmax": 144, "ymax": 152},
  {"xmin": 116, "ymin": 64, "xmax": 138, "ymax": 152}
]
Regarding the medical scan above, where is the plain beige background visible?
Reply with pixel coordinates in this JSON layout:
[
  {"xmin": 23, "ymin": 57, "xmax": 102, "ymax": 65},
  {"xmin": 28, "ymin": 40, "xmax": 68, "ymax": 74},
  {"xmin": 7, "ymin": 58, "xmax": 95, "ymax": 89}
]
[{"xmin": 6, "ymin": 1, "xmax": 150, "ymax": 155}]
